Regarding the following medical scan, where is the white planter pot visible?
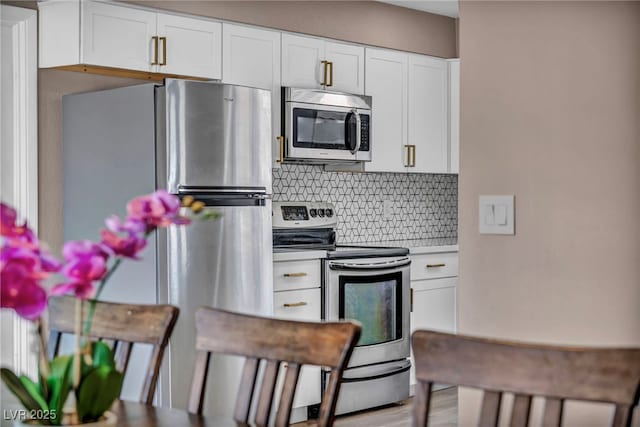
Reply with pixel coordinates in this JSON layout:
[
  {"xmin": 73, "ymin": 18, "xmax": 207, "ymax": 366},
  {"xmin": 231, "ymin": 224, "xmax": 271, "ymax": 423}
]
[{"xmin": 13, "ymin": 411, "xmax": 117, "ymax": 426}]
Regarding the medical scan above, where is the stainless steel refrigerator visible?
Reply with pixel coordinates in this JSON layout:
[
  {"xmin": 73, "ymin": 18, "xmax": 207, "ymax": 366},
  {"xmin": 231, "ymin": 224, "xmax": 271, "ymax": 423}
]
[{"xmin": 62, "ymin": 79, "xmax": 274, "ymax": 415}]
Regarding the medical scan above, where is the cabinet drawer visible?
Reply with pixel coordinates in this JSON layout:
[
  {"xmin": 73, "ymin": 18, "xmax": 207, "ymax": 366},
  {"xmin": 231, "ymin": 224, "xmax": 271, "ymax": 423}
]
[
  {"xmin": 274, "ymin": 260, "xmax": 321, "ymax": 291},
  {"xmin": 274, "ymin": 288, "xmax": 321, "ymax": 320},
  {"xmin": 274, "ymin": 288, "xmax": 322, "ymax": 409},
  {"xmin": 410, "ymin": 252, "xmax": 458, "ymax": 280}
]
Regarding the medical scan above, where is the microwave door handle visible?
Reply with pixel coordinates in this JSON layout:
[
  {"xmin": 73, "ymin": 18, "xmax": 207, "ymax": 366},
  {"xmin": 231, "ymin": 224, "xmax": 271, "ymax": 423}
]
[{"xmin": 349, "ymin": 108, "xmax": 361, "ymax": 155}]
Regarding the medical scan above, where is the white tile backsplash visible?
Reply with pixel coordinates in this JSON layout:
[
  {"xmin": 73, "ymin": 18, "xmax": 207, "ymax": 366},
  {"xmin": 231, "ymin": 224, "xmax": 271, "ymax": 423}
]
[{"xmin": 273, "ymin": 164, "xmax": 457, "ymax": 243}]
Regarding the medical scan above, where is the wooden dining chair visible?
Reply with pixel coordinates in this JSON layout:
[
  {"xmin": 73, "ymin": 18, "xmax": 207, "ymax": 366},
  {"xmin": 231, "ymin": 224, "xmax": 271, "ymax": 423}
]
[
  {"xmin": 47, "ymin": 296, "xmax": 179, "ymax": 404},
  {"xmin": 188, "ymin": 307, "xmax": 361, "ymax": 427},
  {"xmin": 412, "ymin": 330, "xmax": 640, "ymax": 427}
]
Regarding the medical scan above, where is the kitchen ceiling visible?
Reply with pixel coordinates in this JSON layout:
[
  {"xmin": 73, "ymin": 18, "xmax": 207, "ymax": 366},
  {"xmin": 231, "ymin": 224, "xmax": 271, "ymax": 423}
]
[{"xmin": 377, "ymin": 0, "xmax": 459, "ymax": 18}]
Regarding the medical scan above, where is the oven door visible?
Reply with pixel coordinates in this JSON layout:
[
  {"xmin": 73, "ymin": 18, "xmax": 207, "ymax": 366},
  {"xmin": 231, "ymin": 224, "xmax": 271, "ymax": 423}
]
[
  {"xmin": 324, "ymin": 257, "xmax": 411, "ymax": 367},
  {"xmin": 285, "ymin": 102, "xmax": 371, "ymax": 162}
]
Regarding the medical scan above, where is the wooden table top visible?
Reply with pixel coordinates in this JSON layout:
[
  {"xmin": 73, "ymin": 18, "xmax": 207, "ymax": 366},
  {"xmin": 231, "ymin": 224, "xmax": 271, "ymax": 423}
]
[
  {"xmin": 0, "ymin": 399, "xmax": 250, "ymax": 427},
  {"xmin": 108, "ymin": 400, "xmax": 249, "ymax": 427}
]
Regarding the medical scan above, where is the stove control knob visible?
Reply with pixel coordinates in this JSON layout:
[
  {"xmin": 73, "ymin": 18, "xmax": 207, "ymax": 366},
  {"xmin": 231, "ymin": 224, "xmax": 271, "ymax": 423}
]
[
  {"xmin": 317, "ymin": 208, "xmax": 325, "ymax": 217},
  {"xmin": 326, "ymin": 209, "xmax": 334, "ymax": 217},
  {"xmin": 309, "ymin": 208, "xmax": 317, "ymax": 217}
]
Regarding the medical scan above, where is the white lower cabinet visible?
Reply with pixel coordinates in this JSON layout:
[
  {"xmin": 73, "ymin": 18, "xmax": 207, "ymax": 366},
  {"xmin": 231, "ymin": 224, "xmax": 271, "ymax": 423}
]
[
  {"xmin": 274, "ymin": 289, "xmax": 322, "ymax": 410},
  {"xmin": 409, "ymin": 251, "xmax": 458, "ymax": 391},
  {"xmin": 273, "ymin": 258, "xmax": 322, "ymax": 422}
]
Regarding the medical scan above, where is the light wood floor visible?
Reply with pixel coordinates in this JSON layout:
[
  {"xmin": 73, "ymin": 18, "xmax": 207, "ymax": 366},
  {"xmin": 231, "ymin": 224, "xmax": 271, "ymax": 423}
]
[{"xmin": 297, "ymin": 387, "xmax": 457, "ymax": 427}]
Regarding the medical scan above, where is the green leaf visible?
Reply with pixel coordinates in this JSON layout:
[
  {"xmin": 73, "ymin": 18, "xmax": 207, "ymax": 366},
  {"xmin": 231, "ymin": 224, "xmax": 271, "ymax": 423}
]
[
  {"xmin": 39, "ymin": 372, "xmax": 49, "ymax": 403},
  {"xmin": 19, "ymin": 375, "xmax": 49, "ymax": 411},
  {"xmin": 201, "ymin": 210, "xmax": 222, "ymax": 221},
  {"xmin": 76, "ymin": 365, "xmax": 123, "ymax": 422},
  {"xmin": 47, "ymin": 356, "xmax": 73, "ymax": 424},
  {"xmin": 0, "ymin": 368, "xmax": 45, "ymax": 412},
  {"xmin": 91, "ymin": 341, "xmax": 115, "ymax": 368},
  {"xmin": 49, "ymin": 355, "xmax": 73, "ymax": 384}
]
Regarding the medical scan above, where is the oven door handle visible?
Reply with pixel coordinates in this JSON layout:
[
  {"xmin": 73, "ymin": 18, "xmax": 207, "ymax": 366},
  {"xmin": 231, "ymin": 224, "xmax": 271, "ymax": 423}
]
[
  {"xmin": 340, "ymin": 359, "xmax": 411, "ymax": 382},
  {"xmin": 328, "ymin": 257, "xmax": 411, "ymax": 271}
]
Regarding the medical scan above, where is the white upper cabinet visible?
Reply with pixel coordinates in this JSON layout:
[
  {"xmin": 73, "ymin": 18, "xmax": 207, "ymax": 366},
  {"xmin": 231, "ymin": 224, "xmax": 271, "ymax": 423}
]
[
  {"xmin": 448, "ymin": 59, "xmax": 460, "ymax": 174},
  {"xmin": 81, "ymin": 1, "xmax": 156, "ymax": 72},
  {"xmin": 39, "ymin": 0, "xmax": 222, "ymax": 79},
  {"xmin": 282, "ymin": 34, "xmax": 364, "ymax": 94},
  {"xmin": 324, "ymin": 41, "xmax": 365, "ymax": 94},
  {"xmin": 408, "ymin": 55, "xmax": 449, "ymax": 174},
  {"xmin": 39, "ymin": 2, "xmax": 457, "ymax": 173},
  {"xmin": 281, "ymin": 34, "xmax": 324, "ymax": 89},
  {"xmin": 364, "ymin": 48, "xmax": 408, "ymax": 173},
  {"xmin": 156, "ymin": 14, "xmax": 222, "ymax": 79},
  {"xmin": 365, "ymin": 48, "xmax": 453, "ymax": 174},
  {"xmin": 222, "ymin": 23, "xmax": 282, "ymax": 168}
]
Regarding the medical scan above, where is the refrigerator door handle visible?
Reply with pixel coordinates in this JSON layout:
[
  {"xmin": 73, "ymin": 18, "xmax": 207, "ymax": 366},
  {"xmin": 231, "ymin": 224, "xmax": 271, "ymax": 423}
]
[
  {"xmin": 247, "ymin": 193, "xmax": 272, "ymax": 200},
  {"xmin": 177, "ymin": 186, "xmax": 268, "ymax": 195}
]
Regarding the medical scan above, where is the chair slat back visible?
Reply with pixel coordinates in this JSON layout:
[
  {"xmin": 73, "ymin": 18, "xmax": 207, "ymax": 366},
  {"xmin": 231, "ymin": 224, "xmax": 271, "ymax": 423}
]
[
  {"xmin": 412, "ymin": 330, "xmax": 640, "ymax": 427},
  {"xmin": 188, "ymin": 307, "xmax": 361, "ymax": 427},
  {"xmin": 47, "ymin": 296, "xmax": 179, "ymax": 404}
]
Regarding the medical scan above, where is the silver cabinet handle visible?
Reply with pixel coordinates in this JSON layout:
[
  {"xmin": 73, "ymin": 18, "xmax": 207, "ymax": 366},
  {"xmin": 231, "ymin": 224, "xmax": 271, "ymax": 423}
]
[{"xmin": 283, "ymin": 302, "xmax": 308, "ymax": 308}]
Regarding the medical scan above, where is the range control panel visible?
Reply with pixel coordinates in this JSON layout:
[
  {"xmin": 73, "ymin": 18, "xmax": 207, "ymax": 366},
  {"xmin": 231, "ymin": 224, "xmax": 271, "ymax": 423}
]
[{"xmin": 272, "ymin": 201, "xmax": 337, "ymax": 229}]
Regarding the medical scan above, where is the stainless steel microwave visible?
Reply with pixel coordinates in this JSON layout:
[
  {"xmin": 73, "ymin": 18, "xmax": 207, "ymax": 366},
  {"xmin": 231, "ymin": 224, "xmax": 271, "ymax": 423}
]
[{"xmin": 282, "ymin": 87, "xmax": 372, "ymax": 163}]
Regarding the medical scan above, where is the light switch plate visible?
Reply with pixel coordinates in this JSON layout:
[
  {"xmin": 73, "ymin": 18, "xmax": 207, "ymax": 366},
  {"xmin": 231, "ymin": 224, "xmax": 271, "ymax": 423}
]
[{"xmin": 479, "ymin": 195, "xmax": 515, "ymax": 235}]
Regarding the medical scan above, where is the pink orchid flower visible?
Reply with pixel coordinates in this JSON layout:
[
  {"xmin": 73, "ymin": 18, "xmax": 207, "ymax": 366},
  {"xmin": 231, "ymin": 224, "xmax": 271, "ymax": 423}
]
[
  {"xmin": 60, "ymin": 240, "xmax": 110, "ymax": 281},
  {"xmin": 100, "ymin": 215, "xmax": 148, "ymax": 259},
  {"xmin": 50, "ymin": 280, "xmax": 95, "ymax": 300},
  {"xmin": 1, "ymin": 203, "xmax": 20, "ymax": 236},
  {"xmin": 100, "ymin": 229, "xmax": 147, "ymax": 259},
  {"xmin": 0, "ymin": 274, "xmax": 48, "ymax": 320},
  {"xmin": 62, "ymin": 240, "xmax": 111, "ymax": 262},
  {"xmin": 1, "ymin": 203, "xmax": 39, "ymax": 250},
  {"xmin": 1, "ymin": 246, "xmax": 41, "ymax": 276},
  {"xmin": 105, "ymin": 215, "xmax": 146, "ymax": 235},
  {"xmin": 50, "ymin": 240, "xmax": 111, "ymax": 299},
  {"xmin": 0, "ymin": 246, "xmax": 49, "ymax": 320},
  {"xmin": 127, "ymin": 190, "xmax": 190, "ymax": 231}
]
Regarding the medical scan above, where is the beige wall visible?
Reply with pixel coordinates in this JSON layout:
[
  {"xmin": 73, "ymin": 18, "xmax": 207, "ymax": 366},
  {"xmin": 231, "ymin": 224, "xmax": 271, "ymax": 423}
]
[
  {"xmin": 458, "ymin": 1, "xmax": 640, "ymax": 424},
  {"xmin": 34, "ymin": 2, "xmax": 456, "ymax": 252},
  {"xmin": 125, "ymin": 1, "xmax": 456, "ymax": 58},
  {"xmin": 38, "ymin": 71, "xmax": 141, "ymax": 252}
]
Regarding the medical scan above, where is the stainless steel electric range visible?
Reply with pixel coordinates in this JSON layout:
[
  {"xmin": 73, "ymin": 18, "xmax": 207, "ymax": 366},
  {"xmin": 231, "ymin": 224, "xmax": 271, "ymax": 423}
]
[{"xmin": 273, "ymin": 201, "xmax": 411, "ymax": 415}]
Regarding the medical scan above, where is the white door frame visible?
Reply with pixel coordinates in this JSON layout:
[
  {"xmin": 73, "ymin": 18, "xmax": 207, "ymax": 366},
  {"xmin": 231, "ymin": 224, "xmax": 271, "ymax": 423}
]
[{"xmin": 1, "ymin": 4, "xmax": 38, "ymax": 377}]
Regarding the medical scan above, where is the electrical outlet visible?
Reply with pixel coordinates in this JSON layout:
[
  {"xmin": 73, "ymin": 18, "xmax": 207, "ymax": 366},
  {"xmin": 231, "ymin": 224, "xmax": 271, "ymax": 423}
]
[{"xmin": 383, "ymin": 200, "xmax": 393, "ymax": 220}]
